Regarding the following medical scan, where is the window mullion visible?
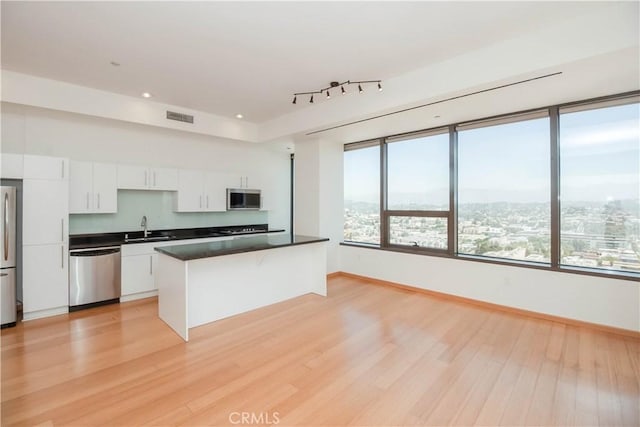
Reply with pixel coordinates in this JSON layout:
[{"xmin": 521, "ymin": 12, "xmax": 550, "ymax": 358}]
[
  {"xmin": 449, "ymin": 125, "xmax": 458, "ymax": 256},
  {"xmin": 380, "ymin": 138, "xmax": 389, "ymax": 247},
  {"xmin": 550, "ymin": 106, "xmax": 560, "ymax": 268}
]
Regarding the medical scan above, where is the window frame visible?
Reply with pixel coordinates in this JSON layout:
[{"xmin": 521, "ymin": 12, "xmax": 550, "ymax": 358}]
[
  {"xmin": 343, "ymin": 139, "xmax": 382, "ymax": 245},
  {"xmin": 341, "ymin": 91, "xmax": 640, "ymax": 281},
  {"xmin": 382, "ymin": 127, "xmax": 452, "ymax": 253}
]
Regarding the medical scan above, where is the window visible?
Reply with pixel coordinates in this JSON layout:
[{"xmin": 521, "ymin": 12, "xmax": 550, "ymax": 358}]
[
  {"xmin": 457, "ymin": 116, "xmax": 551, "ymax": 263},
  {"xmin": 559, "ymin": 102, "xmax": 640, "ymax": 273},
  {"xmin": 389, "ymin": 216, "xmax": 448, "ymax": 249},
  {"xmin": 342, "ymin": 92, "xmax": 639, "ymax": 279},
  {"xmin": 387, "ymin": 132, "xmax": 449, "ymax": 210},
  {"xmin": 385, "ymin": 131, "xmax": 450, "ymax": 251},
  {"xmin": 344, "ymin": 142, "xmax": 380, "ymax": 244}
]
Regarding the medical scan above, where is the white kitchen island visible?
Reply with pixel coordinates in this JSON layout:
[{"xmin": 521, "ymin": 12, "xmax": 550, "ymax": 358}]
[{"xmin": 155, "ymin": 234, "xmax": 328, "ymax": 341}]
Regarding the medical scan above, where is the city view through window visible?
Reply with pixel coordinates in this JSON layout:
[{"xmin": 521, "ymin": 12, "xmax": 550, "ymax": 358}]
[
  {"xmin": 458, "ymin": 117, "xmax": 551, "ymax": 263},
  {"xmin": 343, "ymin": 98, "xmax": 639, "ymax": 275},
  {"xmin": 344, "ymin": 144, "xmax": 379, "ymax": 245},
  {"xmin": 559, "ymin": 103, "xmax": 639, "ymax": 272}
]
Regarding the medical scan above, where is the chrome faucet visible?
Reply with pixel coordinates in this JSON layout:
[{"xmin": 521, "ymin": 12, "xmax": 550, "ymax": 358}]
[{"xmin": 141, "ymin": 215, "xmax": 149, "ymax": 238}]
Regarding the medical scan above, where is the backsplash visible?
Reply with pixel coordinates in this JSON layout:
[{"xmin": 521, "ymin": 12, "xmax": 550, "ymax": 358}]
[{"xmin": 69, "ymin": 190, "xmax": 268, "ymax": 234}]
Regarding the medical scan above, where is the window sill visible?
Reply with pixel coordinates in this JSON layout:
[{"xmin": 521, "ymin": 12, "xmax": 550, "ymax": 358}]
[{"xmin": 339, "ymin": 242, "xmax": 640, "ymax": 282}]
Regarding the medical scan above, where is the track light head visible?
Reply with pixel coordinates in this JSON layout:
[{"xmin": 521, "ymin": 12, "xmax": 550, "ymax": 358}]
[
  {"xmin": 341, "ymin": 86, "xmax": 346, "ymax": 95},
  {"xmin": 358, "ymin": 84, "xmax": 363, "ymax": 93},
  {"xmin": 378, "ymin": 82, "xmax": 382, "ymax": 91},
  {"xmin": 326, "ymin": 90, "xmax": 330, "ymax": 99},
  {"xmin": 292, "ymin": 95, "xmax": 297, "ymax": 104},
  {"xmin": 309, "ymin": 94, "xmax": 314, "ymax": 104}
]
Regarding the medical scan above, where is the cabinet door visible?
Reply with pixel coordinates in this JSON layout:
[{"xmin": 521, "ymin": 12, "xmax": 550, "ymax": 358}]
[
  {"xmin": 204, "ymin": 172, "xmax": 229, "ymax": 211},
  {"xmin": 150, "ymin": 167, "xmax": 178, "ymax": 191},
  {"xmin": 23, "ymin": 155, "xmax": 68, "ymax": 180},
  {"xmin": 1, "ymin": 153, "xmax": 23, "ymax": 179},
  {"xmin": 69, "ymin": 161, "xmax": 93, "ymax": 213},
  {"xmin": 230, "ymin": 174, "xmax": 248, "ymax": 189},
  {"xmin": 117, "ymin": 165, "xmax": 149, "ymax": 190},
  {"xmin": 174, "ymin": 170, "xmax": 204, "ymax": 212},
  {"xmin": 23, "ymin": 179, "xmax": 69, "ymax": 245},
  {"xmin": 121, "ymin": 254, "xmax": 156, "ymax": 296},
  {"xmin": 23, "ymin": 243, "xmax": 68, "ymax": 313},
  {"xmin": 92, "ymin": 163, "xmax": 118, "ymax": 213}
]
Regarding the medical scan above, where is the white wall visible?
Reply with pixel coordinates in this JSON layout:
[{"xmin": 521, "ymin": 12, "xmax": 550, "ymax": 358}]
[
  {"xmin": 341, "ymin": 246, "xmax": 640, "ymax": 332},
  {"xmin": 294, "ymin": 138, "xmax": 344, "ymax": 273},
  {"xmin": 0, "ymin": 102, "xmax": 291, "ymax": 231}
]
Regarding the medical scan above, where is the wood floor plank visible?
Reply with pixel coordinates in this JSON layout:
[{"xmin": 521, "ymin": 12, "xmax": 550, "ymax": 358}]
[{"xmin": 2, "ymin": 275, "xmax": 638, "ymax": 426}]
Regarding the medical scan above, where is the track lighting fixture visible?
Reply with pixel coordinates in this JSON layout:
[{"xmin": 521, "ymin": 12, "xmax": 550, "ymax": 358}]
[{"xmin": 292, "ymin": 79, "xmax": 382, "ymax": 105}]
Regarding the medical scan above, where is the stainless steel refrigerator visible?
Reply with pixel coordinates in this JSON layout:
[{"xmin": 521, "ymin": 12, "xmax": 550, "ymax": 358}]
[{"xmin": 1, "ymin": 186, "xmax": 17, "ymax": 327}]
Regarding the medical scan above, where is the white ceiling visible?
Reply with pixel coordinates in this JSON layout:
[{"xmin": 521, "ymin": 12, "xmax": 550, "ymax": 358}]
[{"xmin": 1, "ymin": 0, "xmax": 625, "ymax": 128}]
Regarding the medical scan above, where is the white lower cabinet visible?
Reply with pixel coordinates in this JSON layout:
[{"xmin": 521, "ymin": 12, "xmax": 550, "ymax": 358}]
[
  {"xmin": 120, "ymin": 236, "xmax": 233, "ymax": 301},
  {"xmin": 22, "ymin": 243, "xmax": 68, "ymax": 319},
  {"xmin": 121, "ymin": 253, "xmax": 157, "ymax": 298}
]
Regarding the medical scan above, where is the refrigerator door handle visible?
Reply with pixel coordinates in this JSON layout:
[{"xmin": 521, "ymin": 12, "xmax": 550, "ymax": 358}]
[{"xmin": 4, "ymin": 192, "xmax": 8, "ymax": 261}]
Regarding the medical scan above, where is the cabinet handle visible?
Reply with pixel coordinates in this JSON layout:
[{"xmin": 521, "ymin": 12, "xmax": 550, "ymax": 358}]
[
  {"xmin": 153, "ymin": 171, "xmax": 157, "ymax": 187},
  {"xmin": 206, "ymin": 195, "xmax": 209, "ymax": 208},
  {"xmin": 97, "ymin": 193, "xmax": 100, "ymax": 209},
  {"xmin": 199, "ymin": 195, "xmax": 202, "ymax": 209},
  {"xmin": 144, "ymin": 170, "xmax": 148, "ymax": 186},
  {"xmin": 61, "ymin": 219, "xmax": 64, "ymax": 241},
  {"xmin": 61, "ymin": 245, "xmax": 64, "ymax": 268},
  {"xmin": 150, "ymin": 255, "xmax": 153, "ymax": 275},
  {"xmin": 86, "ymin": 192, "xmax": 90, "ymax": 209},
  {"xmin": 4, "ymin": 193, "xmax": 8, "ymax": 261},
  {"xmin": 61, "ymin": 160, "xmax": 65, "ymax": 179}
]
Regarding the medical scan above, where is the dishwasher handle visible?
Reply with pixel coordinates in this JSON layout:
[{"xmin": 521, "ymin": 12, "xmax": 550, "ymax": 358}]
[{"xmin": 70, "ymin": 247, "xmax": 120, "ymax": 257}]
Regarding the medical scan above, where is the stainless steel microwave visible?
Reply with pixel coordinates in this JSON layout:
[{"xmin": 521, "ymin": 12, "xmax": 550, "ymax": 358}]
[{"xmin": 227, "ymin": 188, "xmax": 261, "ymax": 210}]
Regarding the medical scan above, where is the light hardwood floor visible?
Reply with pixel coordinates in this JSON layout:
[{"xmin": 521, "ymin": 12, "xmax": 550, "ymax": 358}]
[{"xmin": 2, "ymin": 275, "xmax": 639, "ymax": 426}]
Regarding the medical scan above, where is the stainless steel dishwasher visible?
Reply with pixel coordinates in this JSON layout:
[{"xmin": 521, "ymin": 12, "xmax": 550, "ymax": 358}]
[{"xmin": 69, "ymin": 246, "xmax": 121, "ymax": 311}]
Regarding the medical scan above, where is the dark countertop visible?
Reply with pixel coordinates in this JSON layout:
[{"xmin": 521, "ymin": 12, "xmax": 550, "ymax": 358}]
[
  {"xmin": 69, "ymin": 224, "xmax": 284, "ymax": 250},
  {"xmin": 155, "ymin": 234, "xmax": 329, "ymax": 261}
]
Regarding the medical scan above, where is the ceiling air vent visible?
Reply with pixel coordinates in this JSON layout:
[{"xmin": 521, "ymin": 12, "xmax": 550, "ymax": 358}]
[{"xmin": 166, "ymin": 110, "xmax": 194, "ymax": 124}]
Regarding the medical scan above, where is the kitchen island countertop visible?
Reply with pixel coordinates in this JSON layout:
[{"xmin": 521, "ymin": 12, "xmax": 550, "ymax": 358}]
[{"xmin": 154, "ymin": 234, "xmax": 329, "ymax": 261}]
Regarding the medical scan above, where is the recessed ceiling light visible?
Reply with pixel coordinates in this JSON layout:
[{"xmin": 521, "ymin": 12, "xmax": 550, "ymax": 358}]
[
  {"xmin": 110, "ymin": 61, "xmax": 120, "ymax": 67},
  {"xmin": 236, "ymin": 114, "xmax": 243, "ymax": 119},
  {"xmin": 434, "ymin": 115, "xmax": 441, "ymax": 118},
  {"xmin": 141, "ymin": 92, "xmax": 152, "ymax": 98}
]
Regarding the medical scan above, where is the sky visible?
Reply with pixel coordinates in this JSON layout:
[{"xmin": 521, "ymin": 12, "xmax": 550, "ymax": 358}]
[{"xmin": 344, "ymin": 103, "xmax": 639, "ymax": 205}]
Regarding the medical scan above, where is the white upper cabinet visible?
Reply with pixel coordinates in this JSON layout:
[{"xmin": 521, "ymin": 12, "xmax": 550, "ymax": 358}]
[
  {"xmin": 174, "ymin": 170, "xmax": 229, "ymax": 212},
  {"xmin": 23, "ymin": 155, "xmax": 68, "ymax": 181},
  {"xmin": 1, "ymin": 153, "xmax": 24, "ymax": 179},
  {"xmin": 229, "ymin": 173, "xmax": 256, "ymax": 189},
  {"xmin": 69, "ymin": 161, "xmax": 117, "ymax": 214},
  {"xmin": 174, "ymin": 169, "xmax": 205, "ymax": 212},
  {"xmin": 117, "ymin": 165, "xmax": 178, "ymax": 191},
  {"xmin": 92, "ymin": 163, "xmax": 118, "ymax": 212},
  {"xmin": 204, "ymin": 172, "xmax": 231, "ymax": 211}
]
